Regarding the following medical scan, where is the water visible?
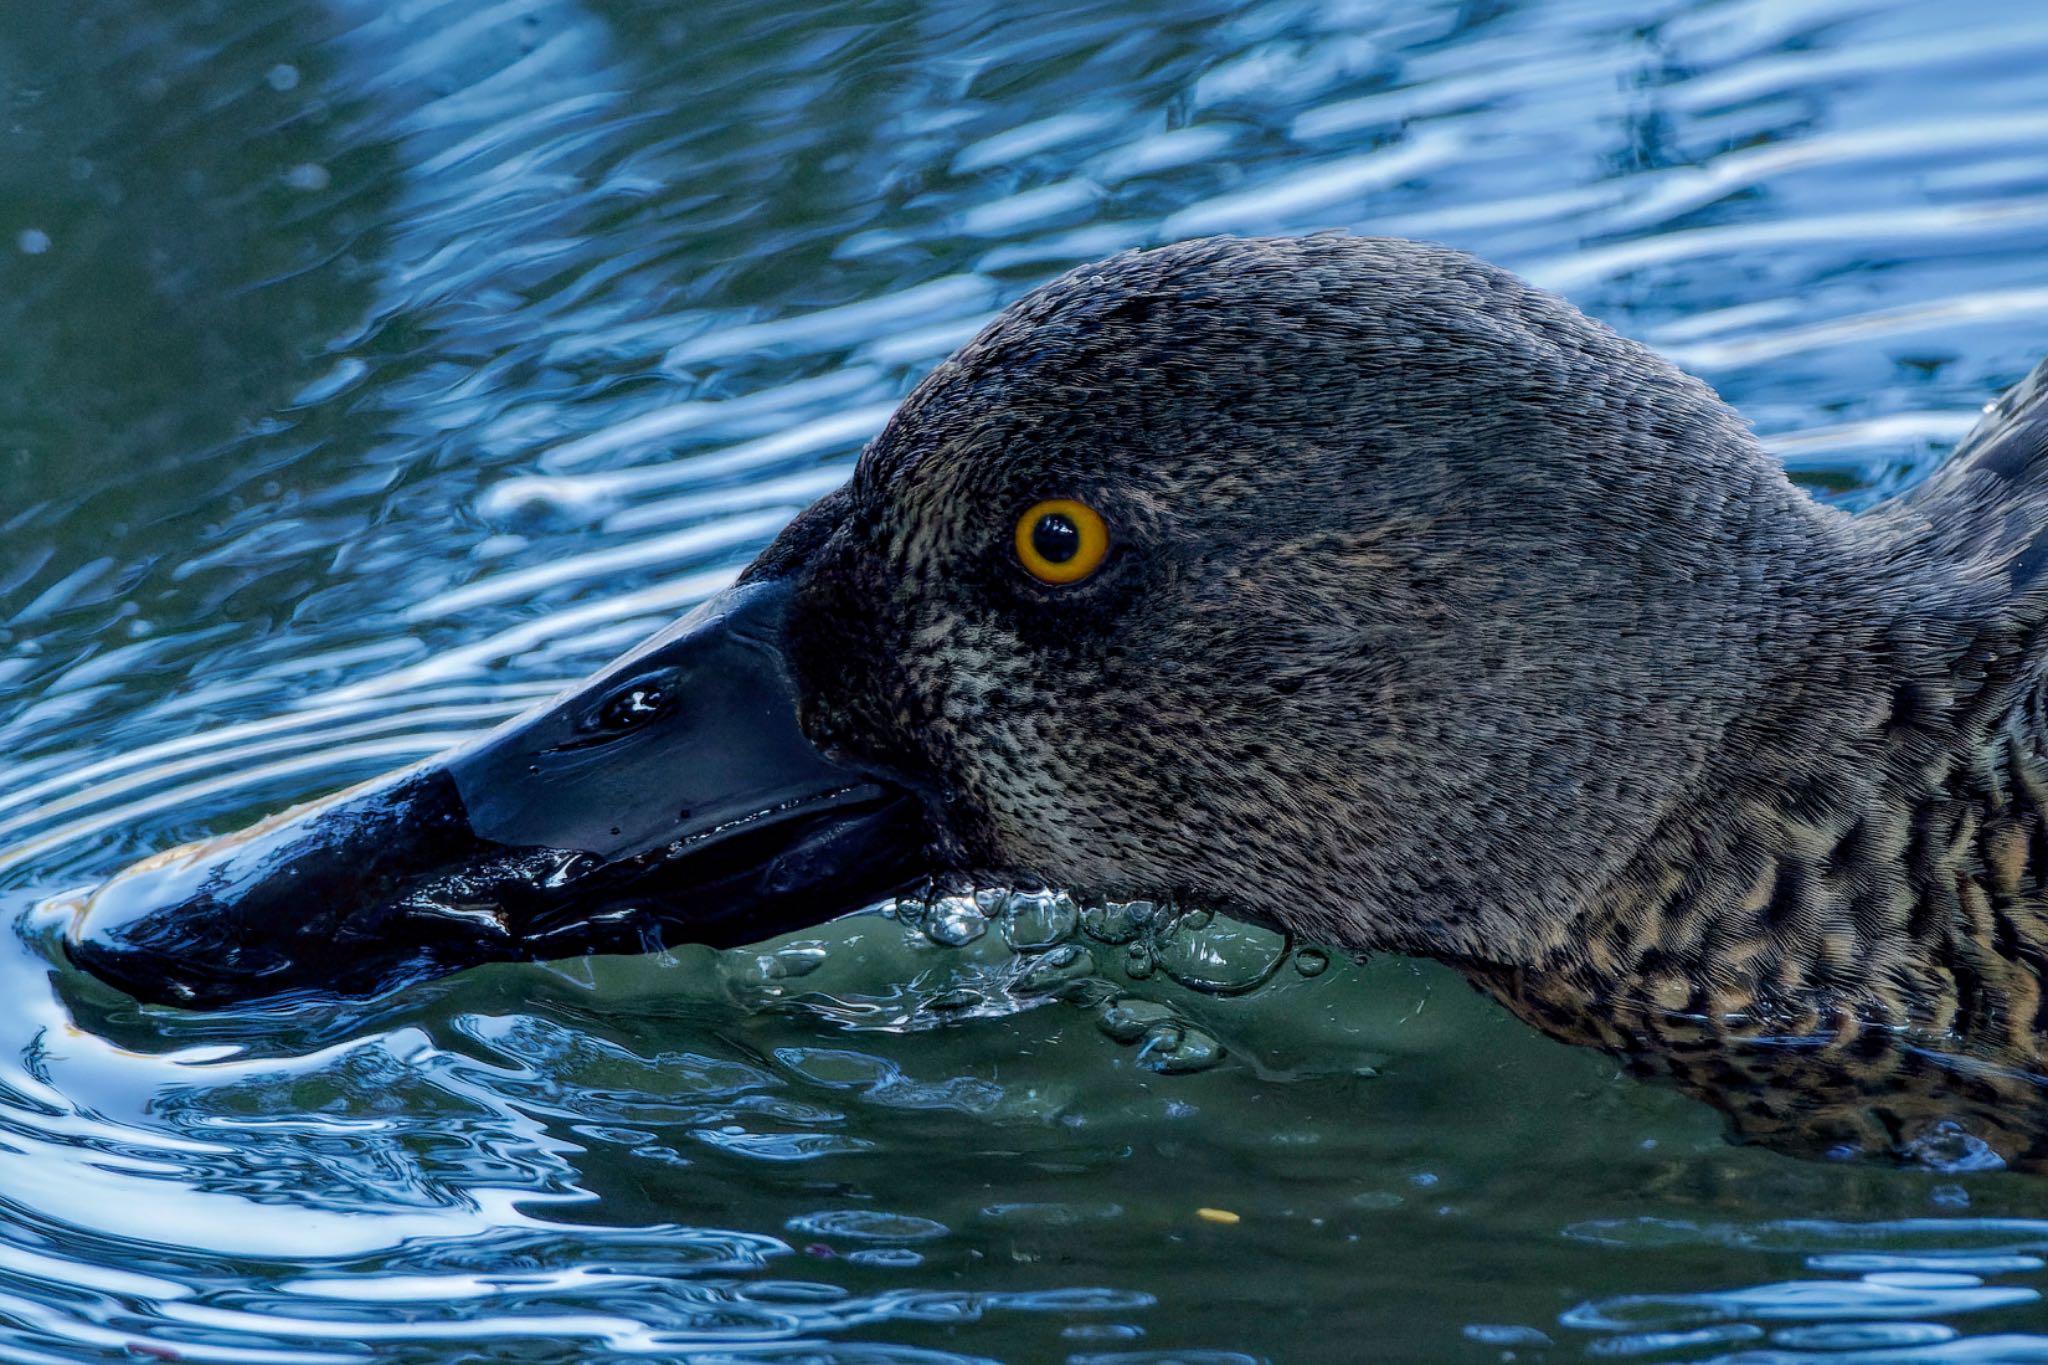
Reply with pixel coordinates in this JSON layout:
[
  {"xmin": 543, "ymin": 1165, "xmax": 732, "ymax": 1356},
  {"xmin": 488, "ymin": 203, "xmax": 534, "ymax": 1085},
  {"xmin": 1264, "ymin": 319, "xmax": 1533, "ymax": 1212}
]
[{"xmin": 5, "ymin": 0, "xmax": 2048, "ymax": 1358}]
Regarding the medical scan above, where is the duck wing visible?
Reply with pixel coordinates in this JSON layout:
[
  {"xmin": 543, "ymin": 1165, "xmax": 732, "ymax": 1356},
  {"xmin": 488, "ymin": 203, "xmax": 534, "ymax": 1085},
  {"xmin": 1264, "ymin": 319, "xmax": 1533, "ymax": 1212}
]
[
  {"xmin": 1950, "ymin": 354, "xmax": 2048, "ymax": 474},
  {"xmin": 1879, "ymin": 355, "xmax": 2048, "ymax": 611}
]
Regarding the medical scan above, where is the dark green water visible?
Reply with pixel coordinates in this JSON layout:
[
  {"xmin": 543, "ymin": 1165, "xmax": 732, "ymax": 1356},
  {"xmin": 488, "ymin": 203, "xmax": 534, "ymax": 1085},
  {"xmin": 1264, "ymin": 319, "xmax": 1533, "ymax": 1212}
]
[{"xmin": 6, "ymin": 0, "xmax": 2048, "ymax": 1359}]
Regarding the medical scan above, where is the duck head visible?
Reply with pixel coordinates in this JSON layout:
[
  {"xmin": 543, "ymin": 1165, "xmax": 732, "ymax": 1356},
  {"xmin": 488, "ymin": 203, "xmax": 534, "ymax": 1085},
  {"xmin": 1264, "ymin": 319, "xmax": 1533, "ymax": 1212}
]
[{"xmin": 67, "ymin": 234, "xmax": 1832, "ymax": 1008}]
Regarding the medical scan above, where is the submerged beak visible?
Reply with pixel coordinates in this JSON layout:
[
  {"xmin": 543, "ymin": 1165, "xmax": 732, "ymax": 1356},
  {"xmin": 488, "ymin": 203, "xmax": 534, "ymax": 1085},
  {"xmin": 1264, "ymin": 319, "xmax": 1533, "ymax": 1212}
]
[{"xmin": 63, "ymin": 579, "xmax": 934, "ymax": 1007}]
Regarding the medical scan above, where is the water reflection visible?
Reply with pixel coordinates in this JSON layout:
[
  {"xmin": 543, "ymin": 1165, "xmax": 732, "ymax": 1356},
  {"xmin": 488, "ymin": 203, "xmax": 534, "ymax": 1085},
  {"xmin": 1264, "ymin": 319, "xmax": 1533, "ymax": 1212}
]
[{"xmin": 8, "ymin": 0, "xmax": 2048, "ymax": 1359}]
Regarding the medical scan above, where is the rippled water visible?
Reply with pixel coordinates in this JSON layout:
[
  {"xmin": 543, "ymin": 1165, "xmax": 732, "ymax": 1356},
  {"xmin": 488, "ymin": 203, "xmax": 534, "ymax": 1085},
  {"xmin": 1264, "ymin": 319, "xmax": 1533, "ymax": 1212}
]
[{"xmin": 6, "ymin": 0, "xmax": 2048, "ymax": 1359}]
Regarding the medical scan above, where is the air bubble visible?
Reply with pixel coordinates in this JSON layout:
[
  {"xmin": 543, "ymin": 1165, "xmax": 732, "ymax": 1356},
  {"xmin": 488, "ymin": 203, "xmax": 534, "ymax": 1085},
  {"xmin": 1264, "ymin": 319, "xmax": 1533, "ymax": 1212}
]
[
  {"xmin": 1152, "ymin": 911, "xmax": 1288, "ymax": 995},
  {"xmin": 1135, "ymin": 1022, "xmax": 1224, "ymax": 1074},
  {"xmin": 719, "ymin": 943, "xmax": 828, "ymax": 994},
  {"xmin": 921, "ymin": 894, "xmax": 988, "ymax": 947},
  {"xmin": 1096, "ymin": 996, "xmax": 1178, "ymax": 1044},
  {"xmin": 1001, "ymin": 889, "xmax": 1079, "ymax": 950},
  {"xmin": 1097, "ymin": 998, "xmax": 1225, "ymax": 1073},
  {"xmin": 1015, "ymin": 944, "xmax": 1097, "ymax": 996}
]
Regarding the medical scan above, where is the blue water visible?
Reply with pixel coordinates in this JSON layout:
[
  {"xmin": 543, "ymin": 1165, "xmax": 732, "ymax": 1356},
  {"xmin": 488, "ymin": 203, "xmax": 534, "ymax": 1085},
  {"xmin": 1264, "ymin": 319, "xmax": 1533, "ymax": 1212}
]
[{"xmin": 6, "ymin": 0, "xmax": 2048, "ymax": 1359}]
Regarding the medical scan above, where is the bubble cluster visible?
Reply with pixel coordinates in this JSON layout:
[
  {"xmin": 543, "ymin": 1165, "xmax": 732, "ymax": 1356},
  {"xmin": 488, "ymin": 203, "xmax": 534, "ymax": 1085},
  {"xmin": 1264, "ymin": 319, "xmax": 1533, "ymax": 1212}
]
[{"xmin": 876, "ymin": 884, "xmax": 1319, "ymax": 1074}]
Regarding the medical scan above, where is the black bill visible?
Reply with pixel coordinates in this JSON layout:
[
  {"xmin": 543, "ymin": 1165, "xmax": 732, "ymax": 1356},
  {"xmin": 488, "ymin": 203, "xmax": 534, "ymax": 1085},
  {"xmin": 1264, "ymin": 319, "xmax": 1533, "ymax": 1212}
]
[{"xmin": 62, "ymin": 579, "xmax": 933, "ymax": 1007}]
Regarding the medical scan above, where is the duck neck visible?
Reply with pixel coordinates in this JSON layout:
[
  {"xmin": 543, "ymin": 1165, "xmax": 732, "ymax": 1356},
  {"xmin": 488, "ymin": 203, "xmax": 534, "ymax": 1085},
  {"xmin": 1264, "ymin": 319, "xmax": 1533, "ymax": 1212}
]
[{"xmin": 1460, "ymin": 491, "xmax": 2048, "ymax": 1054}]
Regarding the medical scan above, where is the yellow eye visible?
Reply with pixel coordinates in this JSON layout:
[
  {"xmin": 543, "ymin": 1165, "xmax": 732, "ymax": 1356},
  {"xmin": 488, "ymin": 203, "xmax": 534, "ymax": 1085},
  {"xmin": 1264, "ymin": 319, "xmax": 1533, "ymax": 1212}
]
[{"xmin": 1014, "ymin": 498, "xmax": 1110, "ymax": 585}]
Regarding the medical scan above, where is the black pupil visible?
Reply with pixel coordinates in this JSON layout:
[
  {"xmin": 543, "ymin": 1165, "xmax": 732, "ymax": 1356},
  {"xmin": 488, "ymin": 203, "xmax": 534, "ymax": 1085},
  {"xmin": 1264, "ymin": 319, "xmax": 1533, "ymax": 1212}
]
[{"xmin": 1031, "ymin": 513, "xmax": 1081, "ymax": 564}]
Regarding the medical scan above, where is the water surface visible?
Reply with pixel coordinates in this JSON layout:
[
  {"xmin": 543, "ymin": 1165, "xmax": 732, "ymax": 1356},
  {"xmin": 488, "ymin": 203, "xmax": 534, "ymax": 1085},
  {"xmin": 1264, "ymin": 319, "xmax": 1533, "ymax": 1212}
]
[{"xmin": 6, "ymin": 0, "xmax": 2048, "ymax": 1359}]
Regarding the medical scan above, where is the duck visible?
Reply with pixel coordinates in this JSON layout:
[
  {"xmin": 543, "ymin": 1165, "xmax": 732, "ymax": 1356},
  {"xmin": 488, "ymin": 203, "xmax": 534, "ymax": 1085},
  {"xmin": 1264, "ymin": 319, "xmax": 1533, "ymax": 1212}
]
[{"xmin": 62, "ymin": 232, "xmax": 2048, "ymax": 1166}]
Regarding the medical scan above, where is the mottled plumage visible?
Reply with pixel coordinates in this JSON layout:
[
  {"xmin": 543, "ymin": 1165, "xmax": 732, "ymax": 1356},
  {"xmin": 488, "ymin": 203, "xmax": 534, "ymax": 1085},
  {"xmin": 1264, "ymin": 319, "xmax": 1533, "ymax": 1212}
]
[
  {"xmin": 756, "ymin": 234, "xmax": 2048, "ymax": 1164},
  {"xmin": 70, "ymin": 231, "xmax": 2048, "ymax": 1165}
]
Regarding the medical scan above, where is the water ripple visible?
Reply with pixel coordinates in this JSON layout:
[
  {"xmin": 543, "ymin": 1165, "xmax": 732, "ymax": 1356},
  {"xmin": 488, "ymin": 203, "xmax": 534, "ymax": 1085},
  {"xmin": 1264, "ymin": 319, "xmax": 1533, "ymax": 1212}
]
[{"xmin": 4, "ymin": 0, "xmax": 2048, "ymax": 1361}]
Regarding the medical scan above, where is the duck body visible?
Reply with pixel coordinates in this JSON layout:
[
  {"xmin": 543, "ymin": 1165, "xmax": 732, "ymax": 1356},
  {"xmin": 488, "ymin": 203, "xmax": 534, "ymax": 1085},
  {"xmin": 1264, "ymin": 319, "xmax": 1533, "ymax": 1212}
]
[
  {"xmin": 1469, "ymin": 351, "xmax": 2048, "ymax": 1161},
  {"xmin": 64, "ymin": 234, "xmax": 2048, "ymax": 1165}
]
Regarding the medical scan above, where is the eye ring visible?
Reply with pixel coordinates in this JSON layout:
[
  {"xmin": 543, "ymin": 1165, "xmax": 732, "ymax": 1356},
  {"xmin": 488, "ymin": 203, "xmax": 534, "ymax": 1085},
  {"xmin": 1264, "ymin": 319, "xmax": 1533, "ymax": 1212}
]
[{"xmin": 1014, "ymin": 499, "xmax": 1110, "ymax": 586}]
